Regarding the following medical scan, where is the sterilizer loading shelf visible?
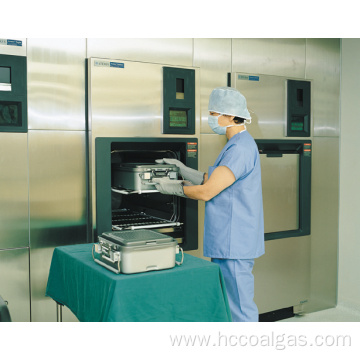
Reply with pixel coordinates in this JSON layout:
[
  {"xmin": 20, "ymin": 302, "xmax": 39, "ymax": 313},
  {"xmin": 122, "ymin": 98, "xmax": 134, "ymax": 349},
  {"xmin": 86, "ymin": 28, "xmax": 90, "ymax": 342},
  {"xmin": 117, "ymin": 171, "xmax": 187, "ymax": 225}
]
[
  {"xmin": 112, "ymin": 187, "xmax": 158, "ymax": 195},
  {"xmin": 112, "ymin": 209, "xmax": 181, "ymax": 231}
]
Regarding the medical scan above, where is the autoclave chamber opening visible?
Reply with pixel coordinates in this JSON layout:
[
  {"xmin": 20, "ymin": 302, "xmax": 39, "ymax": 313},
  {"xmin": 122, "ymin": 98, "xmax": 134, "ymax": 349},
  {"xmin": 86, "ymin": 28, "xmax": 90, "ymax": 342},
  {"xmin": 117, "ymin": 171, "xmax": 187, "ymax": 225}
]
[{"xmin": 110, "ymin": 148, "xmax": 185, "ymax": 243}]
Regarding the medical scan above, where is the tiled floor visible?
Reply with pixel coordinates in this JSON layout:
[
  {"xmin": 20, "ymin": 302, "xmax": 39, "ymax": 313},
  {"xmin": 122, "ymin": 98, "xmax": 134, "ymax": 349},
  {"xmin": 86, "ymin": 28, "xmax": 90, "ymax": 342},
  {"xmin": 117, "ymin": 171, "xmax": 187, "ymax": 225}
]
[{"xmin": 279, "ymin": 304, "xmax": 360, "ymax": 322}]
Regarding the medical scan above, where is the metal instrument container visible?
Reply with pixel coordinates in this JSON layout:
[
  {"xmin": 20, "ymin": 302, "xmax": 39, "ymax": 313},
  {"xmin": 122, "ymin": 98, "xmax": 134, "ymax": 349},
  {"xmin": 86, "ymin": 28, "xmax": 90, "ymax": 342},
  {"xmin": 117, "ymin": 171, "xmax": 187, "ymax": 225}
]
[
  {"xmin": 93, "ymin": 229, "xmax": 182, "ymax": 274},
  {"xmin": 112, "ymin": 163, "xmax": 179, "ymax": 193}
]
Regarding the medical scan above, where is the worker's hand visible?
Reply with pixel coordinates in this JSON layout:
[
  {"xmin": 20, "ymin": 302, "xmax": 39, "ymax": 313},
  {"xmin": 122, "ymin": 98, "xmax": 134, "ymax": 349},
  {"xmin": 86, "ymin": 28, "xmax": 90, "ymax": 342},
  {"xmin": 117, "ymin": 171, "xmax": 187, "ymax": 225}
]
[
  {"xmin": 155, "ymin": 158, "xmax": 205, "ymax": 185},
  {"xmin": 152, "ymin": 178, "xmax": 187, "ymax": 198}
]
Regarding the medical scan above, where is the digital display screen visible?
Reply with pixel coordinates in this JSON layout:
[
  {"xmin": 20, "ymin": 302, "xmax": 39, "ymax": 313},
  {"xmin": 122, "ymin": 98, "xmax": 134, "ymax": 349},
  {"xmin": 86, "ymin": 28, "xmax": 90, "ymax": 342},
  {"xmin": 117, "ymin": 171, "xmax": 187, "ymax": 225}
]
[
  {"xmin": 169, "ymin": 110, "xmax": 187, "ymax": 128},
  {"xmin": 0, "ymin": 102, "xmax": 21, "ymax": 127},
  {"xmin": 291, "ymin": 116, "xmax": 304, "ymax": 132},
  {"xmin": 0, "ymin": 67, "xmax": 11, "ymax": 84},
  {"xmin": 291, "ymin": 122, "xmax": 304, "ymax": 131}
]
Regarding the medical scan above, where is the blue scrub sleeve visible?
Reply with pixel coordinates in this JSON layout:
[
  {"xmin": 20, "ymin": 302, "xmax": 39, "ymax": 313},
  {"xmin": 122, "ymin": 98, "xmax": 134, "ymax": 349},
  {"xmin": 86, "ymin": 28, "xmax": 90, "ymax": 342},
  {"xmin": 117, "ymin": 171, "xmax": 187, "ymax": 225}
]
[{"xmin": 217, "ymin": 144, "xmax": 251, "ymax": 180}]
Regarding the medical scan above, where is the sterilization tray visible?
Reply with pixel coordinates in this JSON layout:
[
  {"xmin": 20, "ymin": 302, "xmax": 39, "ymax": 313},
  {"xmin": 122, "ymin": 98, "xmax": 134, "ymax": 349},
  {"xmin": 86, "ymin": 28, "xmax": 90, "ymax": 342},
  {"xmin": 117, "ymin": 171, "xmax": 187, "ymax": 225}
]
[
  {"xmin": 93, "ymin": 229, "xmax": 182, "ymax": 274},
  {"xmin": 112, "ymin": 163, "xmax": 179, "ymax": 192}
]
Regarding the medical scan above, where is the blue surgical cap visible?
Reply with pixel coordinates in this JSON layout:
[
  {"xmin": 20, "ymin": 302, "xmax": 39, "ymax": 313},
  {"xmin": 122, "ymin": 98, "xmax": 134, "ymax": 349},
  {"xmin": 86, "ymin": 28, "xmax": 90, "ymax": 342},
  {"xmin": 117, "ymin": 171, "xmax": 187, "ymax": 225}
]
[{"xmin": 208, "ymin": 87, "xmax": 251, "ymax": 120}]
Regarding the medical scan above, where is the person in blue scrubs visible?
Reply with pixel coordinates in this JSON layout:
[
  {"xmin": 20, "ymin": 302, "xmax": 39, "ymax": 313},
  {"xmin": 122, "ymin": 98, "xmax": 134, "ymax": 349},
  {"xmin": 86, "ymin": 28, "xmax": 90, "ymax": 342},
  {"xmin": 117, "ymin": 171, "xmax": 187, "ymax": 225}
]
[{"xmin": 153, "ymin": 87, "xmax": 265, "ymax": 322}]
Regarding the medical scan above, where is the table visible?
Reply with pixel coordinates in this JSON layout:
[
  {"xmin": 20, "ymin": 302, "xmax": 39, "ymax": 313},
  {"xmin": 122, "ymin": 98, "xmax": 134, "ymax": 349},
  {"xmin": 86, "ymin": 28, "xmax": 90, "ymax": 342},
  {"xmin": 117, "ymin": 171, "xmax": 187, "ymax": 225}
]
[{"xmin": 46, "ymin": 243, "xmax": 232, "ymax": 322}]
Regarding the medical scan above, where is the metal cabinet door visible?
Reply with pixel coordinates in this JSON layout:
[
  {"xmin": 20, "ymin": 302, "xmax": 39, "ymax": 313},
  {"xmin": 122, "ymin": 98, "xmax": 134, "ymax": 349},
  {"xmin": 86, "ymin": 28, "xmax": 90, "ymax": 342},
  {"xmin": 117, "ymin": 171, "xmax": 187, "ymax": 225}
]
[
  {"xmin": 0, "ymin": 133, "xmax": 29, "ymax": 250},
  {"xmin": 260, "ymin": 153, "xmax": 299, "ymax": 234},
  {"xmin": 28, "ymin": 130, "xmax": 87, "ymax": 322}
]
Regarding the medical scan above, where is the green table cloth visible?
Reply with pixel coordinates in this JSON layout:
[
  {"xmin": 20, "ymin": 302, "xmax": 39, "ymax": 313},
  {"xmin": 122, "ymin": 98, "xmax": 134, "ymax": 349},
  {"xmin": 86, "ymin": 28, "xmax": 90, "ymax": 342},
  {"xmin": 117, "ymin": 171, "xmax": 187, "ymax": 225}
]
[{"xmin": 46, "ymin": 243, "xmax": 232, "ymax": 322}]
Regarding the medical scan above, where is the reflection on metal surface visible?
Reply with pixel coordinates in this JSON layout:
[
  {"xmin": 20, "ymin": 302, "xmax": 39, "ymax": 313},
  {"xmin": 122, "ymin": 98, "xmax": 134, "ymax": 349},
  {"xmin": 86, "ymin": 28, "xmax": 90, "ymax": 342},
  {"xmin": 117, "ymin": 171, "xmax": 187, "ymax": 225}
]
[
  {"xmin": 28, "ymin": 130, "xmax": 87, "ymax": 321},
  {"xmin": 27, "ymin": 38, "xmax": 86, "ymax": 130},
  {"xmin": 0, "ymin": 133, "xmax": 29, "ymax": 250},
  {"xmin": 0, "ymin": 248, "xmax": 30, "ymax": 321}
]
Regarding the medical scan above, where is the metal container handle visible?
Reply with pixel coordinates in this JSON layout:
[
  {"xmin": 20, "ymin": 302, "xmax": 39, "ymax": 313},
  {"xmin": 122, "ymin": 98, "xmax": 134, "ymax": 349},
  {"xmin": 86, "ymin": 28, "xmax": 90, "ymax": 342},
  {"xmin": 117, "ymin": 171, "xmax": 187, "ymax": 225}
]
[
  {"xmin": 152, "ymin": 169, "xmax": 169, "ymax": 177},
  {"xmin": 140, "ymin": 169, "xmax": 173, "ymax": 186},
  {"xmin": 93, "ymin": 243, "xmax": 121, "ymax": 273},
  {"xmin": 175, "ymin": 246, "xmax": 184, "ymax": 266}
]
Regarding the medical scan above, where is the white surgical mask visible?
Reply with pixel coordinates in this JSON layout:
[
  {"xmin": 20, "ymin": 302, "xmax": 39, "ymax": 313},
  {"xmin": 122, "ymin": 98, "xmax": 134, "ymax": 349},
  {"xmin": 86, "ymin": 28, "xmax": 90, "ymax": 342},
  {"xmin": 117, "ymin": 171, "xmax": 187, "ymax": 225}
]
[
  {"xmin": 208, "ymin": 114, "xmax": 248, "ymax": 135},
  {"xmin": 208, "ymin": 114, "xmax": 226, "ymax": 135}
]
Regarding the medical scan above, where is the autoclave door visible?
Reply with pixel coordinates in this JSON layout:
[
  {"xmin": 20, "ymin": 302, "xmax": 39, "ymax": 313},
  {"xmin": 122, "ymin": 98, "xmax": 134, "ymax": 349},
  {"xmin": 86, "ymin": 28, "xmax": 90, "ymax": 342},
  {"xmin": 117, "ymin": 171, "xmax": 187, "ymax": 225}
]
[{"xmin": 260, "ymin": 153, "xmax": 299, "ymax": 234}]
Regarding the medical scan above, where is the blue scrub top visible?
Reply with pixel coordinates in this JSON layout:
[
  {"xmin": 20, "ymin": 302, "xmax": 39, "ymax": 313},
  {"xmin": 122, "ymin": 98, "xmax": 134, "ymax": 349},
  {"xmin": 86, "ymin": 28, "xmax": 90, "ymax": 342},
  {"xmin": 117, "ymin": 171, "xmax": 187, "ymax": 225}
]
[{"xmin": 203, "ymin": 131, "xmax": 265, "ymax": 260}]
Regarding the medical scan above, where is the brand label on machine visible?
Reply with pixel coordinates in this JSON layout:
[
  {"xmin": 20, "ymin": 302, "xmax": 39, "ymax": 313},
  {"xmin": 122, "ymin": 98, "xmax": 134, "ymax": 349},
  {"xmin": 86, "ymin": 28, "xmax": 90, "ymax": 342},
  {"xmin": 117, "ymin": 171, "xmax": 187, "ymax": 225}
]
[
  {"xmin": 110, "ymin": 62, "xmax": 124, "ymax": 68},
  {"xmin": 94, "ymin": 60, "xmax": 124, "ymax": 69},
  {"xmin": 0, "ymin": 39, "xmax": 22, "ymax": 47},
  {"xmin": 238, "ymin": 74, "xmax": 259, "ymax": 81},
  {"xmin": 186, "ymin": 142, "xmax": 198, "ymax": 159}
]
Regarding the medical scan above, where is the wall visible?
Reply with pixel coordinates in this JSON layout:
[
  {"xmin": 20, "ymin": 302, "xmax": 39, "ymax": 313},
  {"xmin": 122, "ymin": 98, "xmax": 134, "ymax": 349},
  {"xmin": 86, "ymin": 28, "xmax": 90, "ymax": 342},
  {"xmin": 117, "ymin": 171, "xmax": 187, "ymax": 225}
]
[{"xmin": 338, "ymin": 39, "xmax": 360, "ymax": 310}]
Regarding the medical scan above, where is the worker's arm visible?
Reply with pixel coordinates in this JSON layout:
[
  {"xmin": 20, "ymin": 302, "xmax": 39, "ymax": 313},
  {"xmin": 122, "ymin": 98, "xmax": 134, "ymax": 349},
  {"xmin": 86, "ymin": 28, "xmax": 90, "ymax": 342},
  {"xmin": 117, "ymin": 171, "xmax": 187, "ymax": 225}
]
[{"xmin": 183, "ymin": 166, "xmax": 235, "ymax": 201}]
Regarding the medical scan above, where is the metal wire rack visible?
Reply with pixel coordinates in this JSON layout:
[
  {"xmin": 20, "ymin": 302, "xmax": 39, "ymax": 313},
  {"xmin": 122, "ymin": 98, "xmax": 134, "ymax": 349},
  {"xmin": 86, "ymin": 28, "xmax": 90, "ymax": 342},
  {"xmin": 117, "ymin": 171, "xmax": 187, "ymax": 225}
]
[{"xmin": 112, "ymin": 209, "xmax": 181, "ymax": 231}]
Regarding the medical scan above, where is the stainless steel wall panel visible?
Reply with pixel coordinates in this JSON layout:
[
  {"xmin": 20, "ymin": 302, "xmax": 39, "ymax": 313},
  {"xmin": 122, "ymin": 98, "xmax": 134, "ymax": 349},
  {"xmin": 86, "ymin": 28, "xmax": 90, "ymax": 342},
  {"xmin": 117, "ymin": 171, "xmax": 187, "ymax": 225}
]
[
  {"xmin": 0, "ymin": 133, "xmax": 29, "ymax": 250},
  {"xmin": 28, "ymin": 130, "xmax": 87, "ymax": 321},
  {"xmin": 254, "ymin": 236, "xmax": 310, "ymax": 314},
  {"xmin": 0, "ymin": 38, "xmax": 26, "ymax": 56},
  {"xmin": 193, "ymin": 38, "xmax": 232, "ymax": 134},
  {"xmin": 305, "ymin": 136, "xmax": 339, "ymax": 313},
  {"xmin": 87, "ymin": 38, "xmax": 193, "ymax": 67},
  {"xmin": 27, "ymin": 38, "xmax": 86, "ymax": 130},
  {"xmin": 0, "ymin": 248, "xmax": 30, "ymax": 321},
  {"xmin": 306, "ymin": 39, "xmax": 340, "ymax": 137},
  {"xmin": 232, "ymin": 39, "xmax": 306, "ymax": 78}
]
